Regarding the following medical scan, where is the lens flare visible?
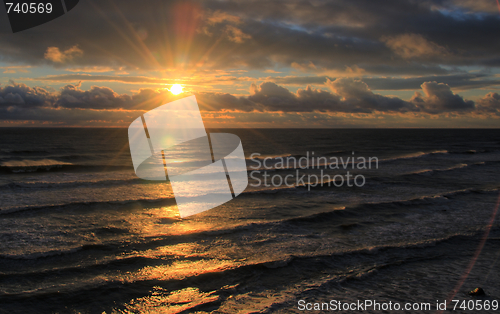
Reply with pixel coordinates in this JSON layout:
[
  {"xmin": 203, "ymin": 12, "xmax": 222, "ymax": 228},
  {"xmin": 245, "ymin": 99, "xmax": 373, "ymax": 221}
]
[{"xmin": 170, "ymin": 84, "xmax": 183, "ymax": 95}]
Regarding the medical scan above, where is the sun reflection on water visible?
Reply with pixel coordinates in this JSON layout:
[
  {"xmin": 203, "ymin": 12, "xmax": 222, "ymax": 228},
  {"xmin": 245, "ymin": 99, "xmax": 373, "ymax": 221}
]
[{"xmin": 117, "ymin": 287, "xmax": 221, "ymax": 314}]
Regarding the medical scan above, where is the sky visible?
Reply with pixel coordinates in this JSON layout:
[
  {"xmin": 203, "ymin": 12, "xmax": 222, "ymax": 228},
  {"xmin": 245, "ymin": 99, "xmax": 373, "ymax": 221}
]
[{"xmin": 0, "ymin": 0, "xmax": 499, "ymax": 128}]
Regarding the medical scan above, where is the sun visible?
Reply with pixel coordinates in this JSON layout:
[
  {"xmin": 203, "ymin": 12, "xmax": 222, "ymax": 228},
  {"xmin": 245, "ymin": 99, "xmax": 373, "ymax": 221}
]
[{"xmin": 170, "ymin": 84, "xmax": 183, "ymax": 95}]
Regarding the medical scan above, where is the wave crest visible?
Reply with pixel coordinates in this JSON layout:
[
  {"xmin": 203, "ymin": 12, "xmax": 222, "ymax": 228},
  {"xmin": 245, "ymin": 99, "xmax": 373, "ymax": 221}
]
[{"xmin": 0, "ymin": 159, "xmax": 72, "ymax": 173}]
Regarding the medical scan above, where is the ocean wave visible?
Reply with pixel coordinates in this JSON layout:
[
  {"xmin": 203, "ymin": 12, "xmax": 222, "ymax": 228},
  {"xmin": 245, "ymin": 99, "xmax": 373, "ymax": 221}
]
[
  {"xmin": 0, "ymin": 159, "xmax": 73, "ymax": 173},
  {"xmin": 248, "ymin": 161, "xmax": 485, "ymax": 193},
  {"xmin": 0, "ymin": 196, "xmax": 177, "ymax": 215},
  {"xmin": 0, "ymin": 231, "xmax": 488, "ymax": 295},
  {"xmin": 0, "ymin": 255, "xmax": 170, "ymax": 284},
  {"xmin": 0, "ymin": 158, "xmax": 484, "ymax": 192},
  {"xmin": 1, "ymin": 230, "xmax": 492, "ymax": 314},
  {"xmin": 266, "ymin": 186, "xmax": 499, "ymax": 226},
  {"xmin": 0, "ymin": 177, "xmax": 145, "ymax": 190},
  {"xmin": 0, "ymin": 162, "xmax": 132, "ymax": 174},
  {"xmin": 380, "ymin": 150, "xmax": 448, "ymax": 163},
  {"xmin": 0, "ymin": 246, "xmax": 87, "ymax": 261},
  {"xmin": 1, "ymin": 171, "xmax": 497, "ymax": 215},
  {"xmin": 366, "ymin": 161, "xmax": 494, "ymax": 182},
  {"xmin": 401, "ymin": 163, "xmax": 469, "ymax": 176},
  {"xmin": 4, "ymin": 186, "xmax": 497, "ymax": 258}
]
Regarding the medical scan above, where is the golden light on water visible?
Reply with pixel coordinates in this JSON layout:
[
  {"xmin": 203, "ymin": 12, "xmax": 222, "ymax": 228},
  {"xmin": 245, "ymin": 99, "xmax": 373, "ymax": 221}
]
[{"xmin": 170, "ymin": 84, "xmax": 183, "ymax": 95}]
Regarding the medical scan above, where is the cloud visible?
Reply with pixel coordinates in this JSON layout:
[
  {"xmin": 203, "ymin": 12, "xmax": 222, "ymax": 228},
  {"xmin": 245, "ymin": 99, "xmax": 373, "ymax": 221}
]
[
  {"xmin": 0, "ymin": 82, "xmax": 55, "ymax": 108},
  {"xmin": 197, "ymin": 92, "xmax": 255, "ymax": 111},
  {"xmin": 224, "ymin": 25, "xmax": 252, "ymax": 43},
  {"xmin": 0, "ymin": 106, "xmax": 138, "ymax": 126},
  {"xmin": 56, "ymin": 85, "xmax": 133, "ymax": 109},
  {"xmin": 326, "ymin": 78, "xmax": 418, "ymax": 113},
  {"xmin": 64, "ymin": 66, "xmax": 118, "ymax": 73},
  {"xmin": 1, "ymin": 66, "xmax": 31, "ymax": 74},
  {"xmin": 0, "ymin": 79, "xmax": 494, "ymax": 128},
  {"xmin": 201, "ymin": 8, "xmax": 251, "ymax": 43},
  {"xmin": 382, "ymin": 34, "xmax": 448, "ymax": 59},
  {"xmin": 54, "ymin": 84, "xmax": 254, "ymax": 111},
  {"xmin": 361, "ymin": 74, "xmax": 500, "ymax": 90},
  {"xmin": 247, "ymin": 82, "xmax": 342, "ymax": 112},
  {"xmin": 44, "ymin": 46, "xmax": 83, "ymax": 63},
  {"xmin": 445, "ymin": 0, "xmax": 500, "ymax": 13},
  {"xmin": 477, "ymin": 92, "xmax": 500, "ymax": 115},
  {"xmin": 206, "ymin": 10, "xmax": 241, "ymax": 25},
  {"xmin": 266, "ymin": 73, "xmax": 500, "ymax": 90},
  {"xmin": 31, "ymin": 74, "xmax": 169, "ymax": 85},
  {"xmin": 410, "ymin": 81, "xmax": 475, "ymax": 113},
  {"xmin": 0, "ymin": 0, "xmax": 498, "ymax": 127},
  {"xmin": 0, "ymin": 0, "xmax": 497, "ymax": 76}
]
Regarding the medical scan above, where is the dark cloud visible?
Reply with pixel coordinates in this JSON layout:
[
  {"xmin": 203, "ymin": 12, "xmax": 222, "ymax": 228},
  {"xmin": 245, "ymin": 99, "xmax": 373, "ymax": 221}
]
[
  {"xmin": 0, "ymin": 106, "xmax": 137, "ymax": 125},
  {"xmin": 446, "ymin": 0, "xmax": 500, "ymax": 13},
  {"xmin": 326, "ymin": 78, "xmax": 418, "ymax": 113},
  {"xmin": 247, "ymin": 82, "xmax": 343, "ymax": 112},
  {"xmin": 477, "ymin": 92, "xmax": 500, "ymax": 115},
  {"xmin": 1, "ymin": 79, "xmax": 499, "ymax": 126},
  {"xmin": 0, "ymin": 82, "xmax": 55, "ymax": 108},
  {"xmin": 201, "ymin": 0, "xmax": 500, "ymax": 71},
  {"xmin": 267, "ymin": 73, "xmax": 500, "ymax": 91},
  {"xmin": 0, "ymin": 0, "xmax": 499, "ymax": 76},
  {"xmin": 196, "ymin": 92, "xmax": 256, "ymax": 112},
  {"xmin": 410, "ymin": 81, "xmax": 475, "ymax": 113},
  {"xmin": 364, "ymin": 74, "xmax": 500, "ymax": 91},
  {"xmin": 56, "ymin": 85, "xmax": 133, "ymax": 109}
]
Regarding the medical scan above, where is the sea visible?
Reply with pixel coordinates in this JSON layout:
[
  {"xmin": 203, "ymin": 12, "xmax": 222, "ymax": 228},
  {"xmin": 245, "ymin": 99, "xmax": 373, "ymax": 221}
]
[{"xmin": 0, "ymin": 128, "xmax": 499, "ymax": 313}]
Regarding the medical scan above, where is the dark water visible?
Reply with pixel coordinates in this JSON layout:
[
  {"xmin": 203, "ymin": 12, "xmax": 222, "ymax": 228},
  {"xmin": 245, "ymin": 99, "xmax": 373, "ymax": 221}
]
[{"xmin": 0, "ymin": 128, "xmax": 500, "ymax": 313}]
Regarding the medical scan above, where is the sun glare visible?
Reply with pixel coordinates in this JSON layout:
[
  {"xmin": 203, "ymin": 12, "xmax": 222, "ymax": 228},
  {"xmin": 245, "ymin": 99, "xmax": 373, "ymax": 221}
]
[{"xmin": 170, "ymin": 84, "xmax": 183, "ymax": 95}]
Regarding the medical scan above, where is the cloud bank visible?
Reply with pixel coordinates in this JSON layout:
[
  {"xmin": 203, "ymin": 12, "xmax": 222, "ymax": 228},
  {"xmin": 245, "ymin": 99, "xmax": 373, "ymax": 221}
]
[{"xmin": 1, "ymin": 79, "xmax": 498, "ymax": 126}]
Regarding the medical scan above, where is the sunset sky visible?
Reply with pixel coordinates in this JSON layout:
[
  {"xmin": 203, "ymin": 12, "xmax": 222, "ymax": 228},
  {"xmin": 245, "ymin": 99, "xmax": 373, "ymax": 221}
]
[{"xmin": 0, "ymin": 0, "xmax": 499, "ymax": 127}]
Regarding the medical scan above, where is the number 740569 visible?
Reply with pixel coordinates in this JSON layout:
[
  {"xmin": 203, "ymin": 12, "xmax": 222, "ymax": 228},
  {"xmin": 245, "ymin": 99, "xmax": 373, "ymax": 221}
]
[
  {"xmin": 5, "ymin": 2, "xmax": 53, "ymax": 14},
  {"xmin": 452, "ymin": 299, "xmax": 498, "ymax": 311}
]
